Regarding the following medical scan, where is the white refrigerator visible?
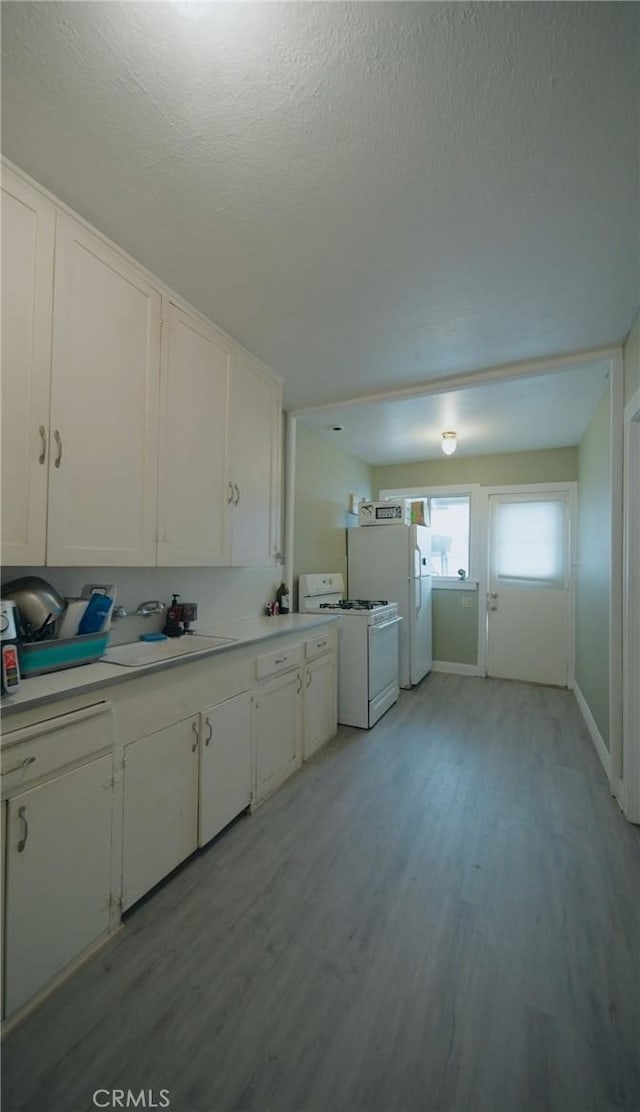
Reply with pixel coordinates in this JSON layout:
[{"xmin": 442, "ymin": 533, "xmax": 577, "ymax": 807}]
[{"xmin": 347, "ymin": 523, "xmax": 432, "ymax": 689}]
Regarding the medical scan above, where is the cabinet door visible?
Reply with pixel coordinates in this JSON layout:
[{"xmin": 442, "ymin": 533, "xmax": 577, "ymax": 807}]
[
  {"xmin": 122, "ymin": 716, "xmax": 199, "ymax": 910},
  {"xmin": 4, "ymin": 755, "xmax": 113, "ymax": 1018},
  {"xmin": 303, "ymin": 652, "xmax": 337, "ymax": 761},
  {"xmin": 157, "ymin": 304, "xmax": 232, "ymax": 566},
  {"xmin": 1, "ymin": 171, "xmax": 55, "ymax": 566},
  {"xmin": 254, "ymin": 669, "xmax": 302, "ymax": 802},
  {"xmin": 47, "ymin": 215, "xmax": 161, "ymax": 565},
  {"xmin": 199, "ymin": 691, "xmax": 252, "ymax": 846},
  {"xmin": 229, "ymin": 350, "xmax": 282, "ymax": 567}
]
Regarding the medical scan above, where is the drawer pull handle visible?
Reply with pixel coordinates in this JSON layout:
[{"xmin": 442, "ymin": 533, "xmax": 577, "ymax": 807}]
[
  {"xmin": 205, "ymin": 717, "xmax": 213, "ymax": 746},
  {"xmin": 1, "ymin": 755, "xmax": 36, "ymax": 777},
  {"xmin": 17, "ymin": 806, "xmax": 28, "ymax": 853},
  {"xmin": 296, "ymin": 675, "xmax": 303, "ymax": 694},
  {"xmin": 38, "ymin": 425, "xmax": 47, "ymax": 465},
  {"xmin": 316, "ymin": 640, "xmax": 327, "ymax": 648},
  {"xmin": 191, "ymin": 721, "xmax": 199, "ymax": 752},
  {"xmin": 275, "ymin": 656, "xmax": 287, "ymax": 664},
  {"xmin": 306, "ymin": 669, "xmax": 312, "ymax": 688},
  {"xmin": 54, "ymin": 429, "xmax": 63, "ymax": 468}
]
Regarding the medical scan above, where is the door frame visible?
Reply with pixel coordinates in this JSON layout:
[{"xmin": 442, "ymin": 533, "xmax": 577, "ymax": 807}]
[
  {"xmin": 622, "ymin": 387, "xmax": 640, "ymax": 822},
  {"xmin": 478, "ymin": 482, "xmax": 578, "ymax": 685}
]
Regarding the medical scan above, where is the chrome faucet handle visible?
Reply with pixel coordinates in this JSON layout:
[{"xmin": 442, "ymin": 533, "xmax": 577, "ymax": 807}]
[
  {"xmin": 112, "ymin": 606, "xmax": 129, "ymax": 620},
  {"xmin": 135, "ymin": 600, "xmax": 165, "ymax": 618}
]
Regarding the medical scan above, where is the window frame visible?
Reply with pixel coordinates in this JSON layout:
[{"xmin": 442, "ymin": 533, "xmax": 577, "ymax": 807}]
[{"xmin": 378, "ymin": 484, "xmax": 482, "ymax": 590}]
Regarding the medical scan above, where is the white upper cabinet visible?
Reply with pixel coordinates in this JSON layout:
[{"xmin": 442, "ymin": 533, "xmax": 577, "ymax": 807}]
[
  {"xmin": 157, "ymin": 304, "xmax": 232, "ymax": 566},
  {"xmin": 46, "ymin": 216, "xmax": 161, "ymax": 566},
  {"xmin": 0, "ymin": 163, "xmax": 282, "ymax": 569},
  {"xmin": 229, "ymin": 350, "xmax": 282, "ymax": 567},
  {"xmin": 1, "ymin": 171, "xmax": 55, "ymax": 566},
  {"xmin": 158, "ymin": 309, "xmax": 282, "ymax": 568}
]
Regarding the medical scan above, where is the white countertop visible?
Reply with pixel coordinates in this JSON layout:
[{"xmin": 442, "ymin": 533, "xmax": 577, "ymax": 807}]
[{"xmin": 1, "ymin": 613, "xmax": 338, "ymax": 718}]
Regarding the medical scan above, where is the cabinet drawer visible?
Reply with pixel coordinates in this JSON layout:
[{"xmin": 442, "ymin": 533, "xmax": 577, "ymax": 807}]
[
  {"xmin": 255, "ymin": 643, "xmax": 303, "ymax": 679},
  {"xmin": 1, "ymin": 702, "xmax": 113, "ymax": 797},
  {"xmin": 305, "ymin": 631, "xmax": 336, "ymax": 661}
]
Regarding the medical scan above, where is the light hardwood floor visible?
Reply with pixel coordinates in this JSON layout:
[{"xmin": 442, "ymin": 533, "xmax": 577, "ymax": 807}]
[{"xmin": 3, "ymin": 674, "xmax": 640, "ymax": 1112}]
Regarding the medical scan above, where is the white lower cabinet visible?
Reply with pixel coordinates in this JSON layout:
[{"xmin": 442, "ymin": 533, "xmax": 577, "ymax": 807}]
[
  {"xmin": 199, "ymin": 691, "xmax": 252, "ymax": 846},
  {"xmin": 303, "ymin": 652, "xmax": 337, "ymax": 761},
  {"xmin": 4, "ymin": 754, "xmax": 113, "ymax": 1018},
  {"xmin": 122, "ymin": 717, "xmax": 199, "ymax": 911},
  {"xmin": 0, "ymin": 627, "xmax": 337, "ymax": 1021},
  {"xmin": 254, "ymin": 668, "xmax": 303, "ymax": 802}
]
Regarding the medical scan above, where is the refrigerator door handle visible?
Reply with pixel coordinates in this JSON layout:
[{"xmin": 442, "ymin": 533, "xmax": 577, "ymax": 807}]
[{"xmin": 415, "ymin": 573, "xmax": 422, "ymax": 613}]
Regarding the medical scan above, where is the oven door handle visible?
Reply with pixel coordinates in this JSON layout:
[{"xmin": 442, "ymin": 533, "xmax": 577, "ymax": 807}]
[{"xmin": 369, "ymin": 616, "xmax": 403, "ymax": 632}]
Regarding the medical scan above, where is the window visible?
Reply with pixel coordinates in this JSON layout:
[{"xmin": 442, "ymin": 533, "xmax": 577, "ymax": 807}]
[
  {"xmin": 429, "ymin": 496, "xmax": 471, "ymax": 578},
  {"xmin": 379, "ymin": 484, "xmax": 479, "ymax": 585},
  {"xmin": 492, "ymin": 498, "xmax": 568, "ymax": 583}
]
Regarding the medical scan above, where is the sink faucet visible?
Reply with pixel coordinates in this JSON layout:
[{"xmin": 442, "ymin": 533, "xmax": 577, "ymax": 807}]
[
  {"xmin": 136, "ymin": 600, "xmax": 166, "ymax": 618},
  {"xmin": 111, "ymin": 600, "xmax": 166, "ymax": 620}
]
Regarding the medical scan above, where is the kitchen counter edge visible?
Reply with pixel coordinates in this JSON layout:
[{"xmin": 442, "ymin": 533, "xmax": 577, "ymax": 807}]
[{"xmin": 1, "ymin": 614, "xmax": 338, "ymax": 719}]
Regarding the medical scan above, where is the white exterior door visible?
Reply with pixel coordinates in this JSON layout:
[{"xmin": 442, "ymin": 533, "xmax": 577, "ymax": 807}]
[
  {"xmin": 1, "ymin": 170, "xmax": 55, "ymax": 566},
  {"xmin": 157, "ymin": 304, "xmax": 232, "ymax": 566},
  {"xmin": 229, "ymin": 350, "xmax": 282, "ymax": 567},
  {"xmin": 487, "ymin": 491, "xmax": 572, "ymax": 686},
  {"xmin": 199, "ymin": 692, "xmax": 252, "ymax": 846},
  {"xmin": 623, "ymin": 393, "xmax": 640, "ymax": 823},
  {"xmin": 122, "ymin": 717, "xmax": 199, "ymax": 910},
  {"xmin": 47, "ymin": 215, "xmax": 161, "ymax": 565},
  {"xmin": 4, "ymin": 755, "xmax": 113, "ymax": 1017}
]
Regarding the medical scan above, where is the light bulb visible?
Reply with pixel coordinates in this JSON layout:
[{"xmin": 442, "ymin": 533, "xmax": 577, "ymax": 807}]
[{"xmin": 441, "ymin": 431, "xmax": 457, "ymax": 456}]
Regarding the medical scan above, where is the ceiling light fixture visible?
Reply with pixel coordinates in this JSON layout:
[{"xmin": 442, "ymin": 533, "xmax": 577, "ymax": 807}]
[{"xmin": 441, "ymin": 431, "xmax": 457, "ymax": 456}]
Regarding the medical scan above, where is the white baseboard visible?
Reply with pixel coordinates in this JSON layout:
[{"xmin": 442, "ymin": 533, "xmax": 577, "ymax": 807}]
[
  {"xmin": 432, "ymin": 661, "xmax": 484, "ymax": 677},
  {"xmin": 573, "ymin": 682, "xmax": 611, "ymax": 780}
]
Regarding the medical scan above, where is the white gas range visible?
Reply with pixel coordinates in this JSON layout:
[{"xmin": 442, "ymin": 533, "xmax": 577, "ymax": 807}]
[{"xmin": 298, "ymin": 573, "xmax": 402, "ymax": 729}]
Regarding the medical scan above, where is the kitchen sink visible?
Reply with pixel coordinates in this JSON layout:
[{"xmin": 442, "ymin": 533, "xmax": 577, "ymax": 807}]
[{"xmin": 103, "ymin": 634, "xmax": 237, "ymax": 667}]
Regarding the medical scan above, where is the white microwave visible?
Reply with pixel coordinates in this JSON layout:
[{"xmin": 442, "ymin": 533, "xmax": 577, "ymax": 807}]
[{"xmin": 358, "ymin": 501, "xmax": 411, "ymax": 526}]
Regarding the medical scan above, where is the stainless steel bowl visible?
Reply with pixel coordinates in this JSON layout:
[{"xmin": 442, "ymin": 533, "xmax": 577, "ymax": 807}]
[{"xmin": 1, "ymin": 576, "xmax": 66, "ymax": 640}]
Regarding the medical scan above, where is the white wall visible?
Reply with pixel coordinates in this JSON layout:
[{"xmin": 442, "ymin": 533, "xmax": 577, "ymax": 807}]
[{"xmin": 7, "ymin": 566, "xmax": 280, "ymax": 643}]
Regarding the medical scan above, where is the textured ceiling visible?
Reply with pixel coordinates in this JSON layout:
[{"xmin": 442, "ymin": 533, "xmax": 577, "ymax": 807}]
[
  {"xmin": 298, "ymin": 360, "xmax": 611, "ymax": 465},
  {"xmin": 2, "ymin": 2, "xmax": 639, "ymax": 410}
]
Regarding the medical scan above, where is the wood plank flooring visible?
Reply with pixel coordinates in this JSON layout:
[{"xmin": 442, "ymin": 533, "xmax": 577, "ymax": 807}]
[{"xmin": 3, "ymin": 674, "xmax": 640, "ymax": 1112}]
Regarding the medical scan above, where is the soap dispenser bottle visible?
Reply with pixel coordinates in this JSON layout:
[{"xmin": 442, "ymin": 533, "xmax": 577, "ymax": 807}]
[{"xmin": 163, "ymin": 594, "xmax": 183, "ymax": 638}]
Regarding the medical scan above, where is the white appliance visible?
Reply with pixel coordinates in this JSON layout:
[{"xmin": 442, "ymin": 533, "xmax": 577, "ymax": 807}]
[
  {"xmin": 358, "ymin": 500, "xmax": 411, "ymax": 525},
  {"xmin": 298, "ymin": 573, "xmax": 402, "ymax": 729},
  {"xmin": 347, "ymin": 524, "xmax": 432, "ymax": 689}
]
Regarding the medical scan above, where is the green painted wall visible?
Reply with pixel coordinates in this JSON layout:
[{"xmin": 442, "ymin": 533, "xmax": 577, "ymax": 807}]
[
  {"xmin": 624, "ymin": 308, "xmax": 640, "ymax": 406},
  {"xmin": 575, "ymin": 388, "xmax": 611, "ymax": 747},
  {"xmin": 294, "ymin": 423, "xmax": 372, "ymax": 601},
  {"xmin": 432, "ymin": 589, "xmax": 478, "ymax": 664},
  {"xmin": 373, "ymin": 447, "xmax": 578, "ymax": 493},
  {"xmin": 374, "ymin": 446, "xmax": 577, "ymax": 665}
]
